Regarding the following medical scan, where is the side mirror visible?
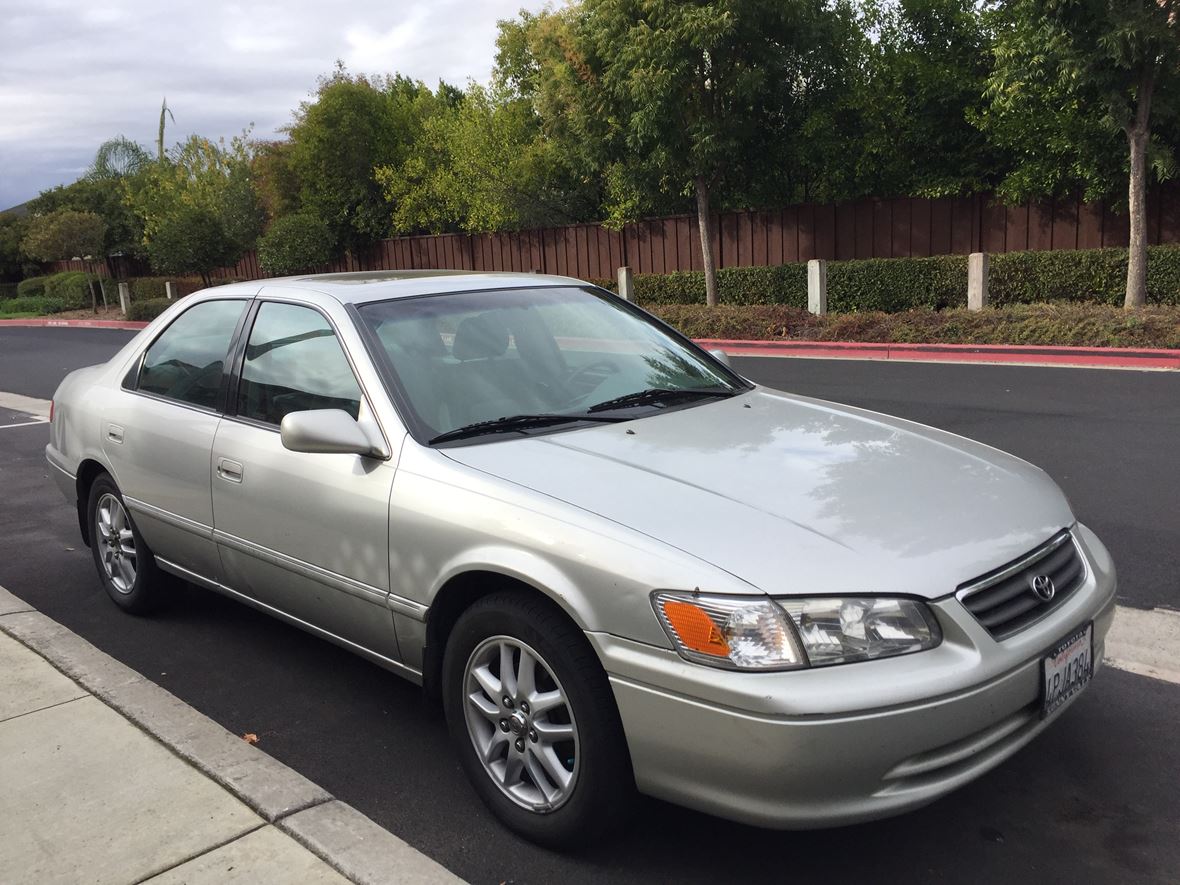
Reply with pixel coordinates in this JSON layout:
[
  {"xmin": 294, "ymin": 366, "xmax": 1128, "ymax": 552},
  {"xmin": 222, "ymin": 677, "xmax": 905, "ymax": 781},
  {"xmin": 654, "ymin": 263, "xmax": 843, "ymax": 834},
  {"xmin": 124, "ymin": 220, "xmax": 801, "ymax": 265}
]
[
  {"xmin": 280, "ymin": 409, "xmax": 378, "ymax": 457},
  {"xmin": 708, "ymin": 348, "xmax": 732, "ymax": 367}
]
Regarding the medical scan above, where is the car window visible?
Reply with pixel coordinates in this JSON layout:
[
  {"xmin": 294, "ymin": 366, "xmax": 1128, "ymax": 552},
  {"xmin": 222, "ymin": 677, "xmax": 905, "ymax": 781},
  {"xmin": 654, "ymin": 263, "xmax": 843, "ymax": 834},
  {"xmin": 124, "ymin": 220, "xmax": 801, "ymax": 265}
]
[
  {"xmin": 359, "ymin": 287, "xmax": 740, "ymax": 439},
  {"xmin": 138, "ymin": 299, "xmax": 247, "ymax": 410},
  {"xmin": 237, "ymin": 302, "xmax": 362, "ymax": 425}
]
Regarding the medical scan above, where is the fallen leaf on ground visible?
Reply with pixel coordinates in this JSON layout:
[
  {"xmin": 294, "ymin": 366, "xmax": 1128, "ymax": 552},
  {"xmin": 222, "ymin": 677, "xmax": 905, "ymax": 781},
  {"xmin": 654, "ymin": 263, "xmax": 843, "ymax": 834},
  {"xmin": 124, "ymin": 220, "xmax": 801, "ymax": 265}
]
[{"xmin": 242, "ymin": 733, "xmax": 259, "ymax": 744}]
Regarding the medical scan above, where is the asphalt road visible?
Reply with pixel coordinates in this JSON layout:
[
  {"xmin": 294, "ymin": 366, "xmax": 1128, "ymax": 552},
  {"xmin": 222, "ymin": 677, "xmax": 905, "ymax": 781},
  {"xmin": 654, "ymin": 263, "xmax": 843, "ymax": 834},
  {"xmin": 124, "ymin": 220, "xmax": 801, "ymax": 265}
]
[{"xmin": 1, "ymin": 327, "xmax": 1179, "ymax": 884}]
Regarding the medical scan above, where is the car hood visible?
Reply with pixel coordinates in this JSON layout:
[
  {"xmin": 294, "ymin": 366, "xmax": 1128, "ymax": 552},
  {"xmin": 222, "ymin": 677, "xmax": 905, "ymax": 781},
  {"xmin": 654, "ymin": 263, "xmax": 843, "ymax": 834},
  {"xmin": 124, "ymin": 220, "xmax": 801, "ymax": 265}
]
[{"xmin": 443, "ymin": 388, "xmax": 1074, "ymax": 599}]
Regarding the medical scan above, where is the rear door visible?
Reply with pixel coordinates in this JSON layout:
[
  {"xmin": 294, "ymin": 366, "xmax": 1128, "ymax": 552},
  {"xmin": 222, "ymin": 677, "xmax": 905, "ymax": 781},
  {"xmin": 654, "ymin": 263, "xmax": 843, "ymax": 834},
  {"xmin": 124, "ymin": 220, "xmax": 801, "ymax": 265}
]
[
  {"xmin": 210, "ymin": 299, "xmax": 400, "ymax": 660},
  {"xmin": 103, "ymin": 297, "xmax": 249, "ymax": 582}
]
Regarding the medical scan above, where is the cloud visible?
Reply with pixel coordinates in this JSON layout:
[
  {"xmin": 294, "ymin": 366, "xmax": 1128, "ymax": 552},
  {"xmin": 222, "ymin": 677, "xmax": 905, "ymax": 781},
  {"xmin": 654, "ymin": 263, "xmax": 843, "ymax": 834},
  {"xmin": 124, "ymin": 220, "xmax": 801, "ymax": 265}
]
[{"xmin": 0, "ymin": 0, "xmax": 549, "ymax": 209}]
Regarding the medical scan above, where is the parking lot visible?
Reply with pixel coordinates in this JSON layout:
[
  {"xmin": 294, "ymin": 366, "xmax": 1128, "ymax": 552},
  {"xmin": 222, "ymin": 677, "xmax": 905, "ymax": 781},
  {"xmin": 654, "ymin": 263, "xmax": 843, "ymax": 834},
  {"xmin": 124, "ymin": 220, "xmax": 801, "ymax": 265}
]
[{"xmin": 1, "ymin": 326, "xmax": 1178, "ymax": 884}]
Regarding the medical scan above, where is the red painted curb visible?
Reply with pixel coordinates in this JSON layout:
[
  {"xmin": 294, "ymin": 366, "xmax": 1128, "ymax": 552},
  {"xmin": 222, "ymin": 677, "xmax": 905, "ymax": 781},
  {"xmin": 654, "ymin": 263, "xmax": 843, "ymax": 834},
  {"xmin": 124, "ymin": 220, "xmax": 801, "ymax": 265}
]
[
  {"xmin": 695, "ymin": 338, "xmax": 1180, "ymax": 370},
  {"xmin": 0, "ymin": 318, "xmax": 148, "ymax": 330}
]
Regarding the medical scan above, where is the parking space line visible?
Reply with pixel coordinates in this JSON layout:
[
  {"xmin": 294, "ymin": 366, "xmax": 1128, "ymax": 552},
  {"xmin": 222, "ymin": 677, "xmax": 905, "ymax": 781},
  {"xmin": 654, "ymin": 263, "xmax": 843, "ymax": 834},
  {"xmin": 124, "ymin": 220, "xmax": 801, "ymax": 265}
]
[{"xmin": 0, "ymin": 419, "xmax": 49, "ymax": 430}]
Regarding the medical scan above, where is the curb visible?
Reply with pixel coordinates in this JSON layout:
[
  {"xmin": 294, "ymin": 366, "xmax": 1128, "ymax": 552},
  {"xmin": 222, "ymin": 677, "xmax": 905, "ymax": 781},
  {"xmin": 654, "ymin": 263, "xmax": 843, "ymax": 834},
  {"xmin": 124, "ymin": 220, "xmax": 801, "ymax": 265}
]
[
  {"xmin": 696, "ymin": 338, "xmax": 1180, "ymax": 370},
  {"xmin": 0, "ymin": 583, "xmax": 462, "ymax": 885},
  {"xmin": 0, "ymin": 318, "xmax": 148, "ymax": 330}
]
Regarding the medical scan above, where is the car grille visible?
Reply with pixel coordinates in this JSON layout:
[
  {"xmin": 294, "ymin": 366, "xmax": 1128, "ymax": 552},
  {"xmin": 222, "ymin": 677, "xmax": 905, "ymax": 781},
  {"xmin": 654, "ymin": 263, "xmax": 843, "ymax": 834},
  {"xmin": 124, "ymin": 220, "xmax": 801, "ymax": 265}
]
[{"xmin": 957, "ymin": 531, "xmax": 1086, "ymax": 639}]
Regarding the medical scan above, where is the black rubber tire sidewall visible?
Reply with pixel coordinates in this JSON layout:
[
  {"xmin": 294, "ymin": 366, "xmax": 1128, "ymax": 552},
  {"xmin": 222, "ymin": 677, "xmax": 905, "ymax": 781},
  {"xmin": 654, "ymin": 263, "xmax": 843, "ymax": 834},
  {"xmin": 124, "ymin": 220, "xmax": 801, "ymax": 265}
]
[
  {"xmin": 87, "ymin": 474, "xmax": 162, "ymax": 614},
  {"xmin": 442, "ymin": 591, "xmax": 634, "ymax": 848}
]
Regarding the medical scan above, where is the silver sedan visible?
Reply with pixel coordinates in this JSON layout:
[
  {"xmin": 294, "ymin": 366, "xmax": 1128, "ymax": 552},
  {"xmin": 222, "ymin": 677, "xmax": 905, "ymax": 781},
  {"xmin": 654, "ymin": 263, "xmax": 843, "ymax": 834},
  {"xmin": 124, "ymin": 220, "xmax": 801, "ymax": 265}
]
[{"xmin": 47, "ymin": 272, "xmax": 1117, "ymax": 847}]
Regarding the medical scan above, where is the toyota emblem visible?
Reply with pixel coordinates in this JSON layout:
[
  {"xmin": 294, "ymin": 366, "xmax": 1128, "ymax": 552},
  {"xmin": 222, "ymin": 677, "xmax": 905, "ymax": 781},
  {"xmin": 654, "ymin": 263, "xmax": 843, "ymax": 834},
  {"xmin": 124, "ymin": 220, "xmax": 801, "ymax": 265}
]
[{"xmin": 1030, "ymin": 574, "xmax": 1056, "ymax": 602}]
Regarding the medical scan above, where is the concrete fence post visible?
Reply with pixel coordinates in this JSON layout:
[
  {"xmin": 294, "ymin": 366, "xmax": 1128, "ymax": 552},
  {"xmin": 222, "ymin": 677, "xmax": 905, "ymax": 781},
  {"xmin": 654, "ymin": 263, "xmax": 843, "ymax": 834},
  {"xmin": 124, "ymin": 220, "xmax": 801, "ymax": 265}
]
[
  {"xmin": 968, "ymin": 252, "xmax": 989, "ymax": 311},
  {"xmin": 165, "ymin": 281, "xmax": 176, "ymax": 301},
  {"xmin": 117, "ymin": 282, "xmax": 130, "ymax": 317},
  {"xmin": 617, "ymin": 266, "xmax": 634, "ymax": 302},
  {"xmin": 807, "ymin": 259, "xmax": 828, "ymax": 316}
]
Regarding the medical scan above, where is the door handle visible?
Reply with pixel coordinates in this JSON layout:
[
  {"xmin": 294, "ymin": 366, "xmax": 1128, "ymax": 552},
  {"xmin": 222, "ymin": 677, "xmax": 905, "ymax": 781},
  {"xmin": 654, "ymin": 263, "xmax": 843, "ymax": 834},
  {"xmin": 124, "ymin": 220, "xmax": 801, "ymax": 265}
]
[
  {"xmin": 217, "ymin": 458, "xmax": 244, "ymax": 483},
  {"xmin": 107, "ymin": 424, "xmax": 124, "ymax": 444}
]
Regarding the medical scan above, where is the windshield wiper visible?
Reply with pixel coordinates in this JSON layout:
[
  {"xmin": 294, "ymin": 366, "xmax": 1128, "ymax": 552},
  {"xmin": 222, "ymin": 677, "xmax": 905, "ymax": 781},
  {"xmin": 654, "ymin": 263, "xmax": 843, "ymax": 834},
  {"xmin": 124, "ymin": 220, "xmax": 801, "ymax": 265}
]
[
  {"xmin": 586, "ymin": 386, "xmax": 738, "ymax": 414},
  {"xmin": 429, "ymin": 413, "xmax": 624, "ymax": 445}
]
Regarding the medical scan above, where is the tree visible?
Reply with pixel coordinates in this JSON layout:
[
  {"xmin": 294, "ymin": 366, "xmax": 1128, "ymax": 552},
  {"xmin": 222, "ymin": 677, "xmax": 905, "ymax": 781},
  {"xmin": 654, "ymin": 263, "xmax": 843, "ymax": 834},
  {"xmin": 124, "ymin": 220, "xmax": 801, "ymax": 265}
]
[
  {"xmin": 518, "ymin": 0, "xmax": 834, "ymax": 306},
  {"xmin": 21, "ymin": 210, "xmax": 107, "ymax": 310},
  {"xmin": 252, "ymin": 140, "xmax": 302, "ymax": 221},
  {"xmin": 89, "ymin": 136, "xmax": 152, "ymax": 180},
  {"xmin": 28, "ymin": 136, "xmax": 152, "ymax": 260},
  {"xmin": 146, "ymin": 205, "xmax": 234, "ymax": 286},
  {"xmin": 376, "ymin": 83, "xmax": 600, "ymax": 233},
  {"xmin": 257, "ymin": 212, "xmax": 334, "ymax": 275},
  {"xmin": 980, "ymin": 0, "xmax": 1180, "ymax": 308},
  {"xmin": 129, "ymin": 132, "xmax": 264, "ymax": 273},
  {"xmin": 795, "ymin": 0, "xmax": 998, "ymax": 203},
  {"xmin": 286, "ymin": 67, "xmax": 426, "ymax": 254},
  {"xmin": 0, "ymin": 213, "xmax": 30, "ymax": 282}
]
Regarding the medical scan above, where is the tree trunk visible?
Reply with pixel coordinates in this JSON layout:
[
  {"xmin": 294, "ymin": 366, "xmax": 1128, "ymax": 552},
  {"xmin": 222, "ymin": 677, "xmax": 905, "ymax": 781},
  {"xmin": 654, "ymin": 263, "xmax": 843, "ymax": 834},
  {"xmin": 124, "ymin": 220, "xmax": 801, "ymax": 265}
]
[
  {"xmin": 694, "ymin": 176, "xmax": 719, "ymax": 308},
  {"xmin": 1125, "ymin": 128, "xmax": 1149, "ymax": 309},
  {"xmin": 1124, "ymin": 62, "xmax": 1155, "ymax": 310},
  {"xmin": 85, "ymin": 261, "xmax": 98, "ymax": 314}
]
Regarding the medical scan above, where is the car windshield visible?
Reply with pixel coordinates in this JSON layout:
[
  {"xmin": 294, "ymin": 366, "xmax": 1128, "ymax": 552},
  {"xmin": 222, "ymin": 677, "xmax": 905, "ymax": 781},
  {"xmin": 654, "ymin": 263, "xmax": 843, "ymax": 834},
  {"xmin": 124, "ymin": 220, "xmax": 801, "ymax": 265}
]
[{"xmin": 357, "ymin": 286, "xmax": 745, "ymax": 443}]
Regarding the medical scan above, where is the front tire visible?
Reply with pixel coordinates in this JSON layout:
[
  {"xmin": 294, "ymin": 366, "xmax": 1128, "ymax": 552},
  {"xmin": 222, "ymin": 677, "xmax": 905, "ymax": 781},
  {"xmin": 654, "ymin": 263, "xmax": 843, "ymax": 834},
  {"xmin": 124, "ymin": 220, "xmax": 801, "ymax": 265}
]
[
  {"xmin": 442, "ymin": 591, "xmax": 634, "ymax": 848},
  {"xmin": 87, "ymin": 474, "xmax": 166, "ymax": 614}
]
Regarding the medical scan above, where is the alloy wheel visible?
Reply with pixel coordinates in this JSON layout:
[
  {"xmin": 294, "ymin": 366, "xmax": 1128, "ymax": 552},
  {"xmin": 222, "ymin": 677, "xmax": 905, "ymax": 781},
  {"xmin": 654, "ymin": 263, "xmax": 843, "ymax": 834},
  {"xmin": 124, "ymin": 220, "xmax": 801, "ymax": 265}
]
[
  {"xmin": 462, "ymin": 635, "xmax": 580, "ymax": 812},
  {"xmin": 95, "ymin": 493, "xmax": 137, "ymax": 594}
]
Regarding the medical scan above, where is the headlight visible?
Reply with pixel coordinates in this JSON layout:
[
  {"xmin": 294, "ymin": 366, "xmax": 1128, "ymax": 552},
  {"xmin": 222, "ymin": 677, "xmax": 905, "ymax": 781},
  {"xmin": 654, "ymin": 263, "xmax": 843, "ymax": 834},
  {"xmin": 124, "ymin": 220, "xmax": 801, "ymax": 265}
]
[
  {"xmin": 653, "ymin": 592, "xmax": 940, "ymax": 670},
  {"xmin": 653, "ymin": 593, "xmax": 806, "ymax": 670},
  {"xmin": 776, "ymin": 597, "xmax": 941, "ymax": 666}
]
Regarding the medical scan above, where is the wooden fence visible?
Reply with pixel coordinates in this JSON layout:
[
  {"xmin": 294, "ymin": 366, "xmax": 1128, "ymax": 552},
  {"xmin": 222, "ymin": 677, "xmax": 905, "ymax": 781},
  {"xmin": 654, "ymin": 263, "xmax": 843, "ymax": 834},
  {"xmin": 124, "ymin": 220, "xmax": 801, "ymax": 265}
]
[{"xmin": 53, "ymin": 185, "xmax": 1180, "ymax": 282}]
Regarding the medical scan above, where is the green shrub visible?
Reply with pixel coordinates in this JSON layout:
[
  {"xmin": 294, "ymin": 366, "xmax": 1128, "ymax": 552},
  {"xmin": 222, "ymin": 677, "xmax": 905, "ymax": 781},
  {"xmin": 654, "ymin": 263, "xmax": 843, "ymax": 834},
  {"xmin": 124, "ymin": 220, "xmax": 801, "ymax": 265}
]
[
  {"xmin": 257, "ymin": 213, "xmax": 334, "ymax": 275},
  {"xmin": 0, "ymin": 296, "xmax": 66, "ymax": 315},
  {"xmin": 43, "ymin": 271, "xmax": 102, "ymax": 309},
  {"xmin": 126, "ymin": 298, "xmax": 172, "ymax": 322},
  {"xmin": 0, "ymin": 282, "xmax": 17, "ymax": 299},
  {"xmin": 624, "ymin": 245, "xmax": 1180, "ymax": 309},
  {"xmin": 126, "ymin": 276, "xmax": 168, "ymax": 299},
  {"xmin": 16, "ymin": 275, "xmax": 51, "ymax": 298},
  {"xmin": 646, "ymin": 302, "xmax": 1180, "ymax": 349},
  {"xmin": 122, "ymin": 276, "xmax": 240, "ymax": 300},
  {"xmin": 829, "ymin": 255, "xmax": 964, "ymax": 311}
]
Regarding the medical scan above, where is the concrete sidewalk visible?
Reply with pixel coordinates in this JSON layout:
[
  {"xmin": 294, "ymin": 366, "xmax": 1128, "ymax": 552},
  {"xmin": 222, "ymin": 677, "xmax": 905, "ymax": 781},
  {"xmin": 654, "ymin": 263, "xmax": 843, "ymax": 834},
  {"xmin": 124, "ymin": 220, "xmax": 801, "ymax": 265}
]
[{"xmin": 0, "ymin": 585, "xmax": 462, "ymax": 885}]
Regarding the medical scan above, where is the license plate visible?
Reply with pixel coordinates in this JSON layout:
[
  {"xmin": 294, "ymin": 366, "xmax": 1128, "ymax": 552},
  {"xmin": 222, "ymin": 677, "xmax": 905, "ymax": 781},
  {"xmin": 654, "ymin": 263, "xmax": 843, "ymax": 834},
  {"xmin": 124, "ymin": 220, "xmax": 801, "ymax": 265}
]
[{"xmin": 1041, "ymin": 622, "xmax": 1094, "ymax": 718}]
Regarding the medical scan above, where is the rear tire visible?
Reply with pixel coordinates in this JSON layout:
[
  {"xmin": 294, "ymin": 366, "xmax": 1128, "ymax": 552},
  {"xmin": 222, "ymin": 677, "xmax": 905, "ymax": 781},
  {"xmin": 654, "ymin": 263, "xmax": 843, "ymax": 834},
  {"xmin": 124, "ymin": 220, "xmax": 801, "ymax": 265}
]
[
  {"xmin": 87, "ymin": 474, "xmax": 166, "ymax": 614},
  {"xmin": 442, "ymin": 590, "xmax": 635, "ymax": 848}
]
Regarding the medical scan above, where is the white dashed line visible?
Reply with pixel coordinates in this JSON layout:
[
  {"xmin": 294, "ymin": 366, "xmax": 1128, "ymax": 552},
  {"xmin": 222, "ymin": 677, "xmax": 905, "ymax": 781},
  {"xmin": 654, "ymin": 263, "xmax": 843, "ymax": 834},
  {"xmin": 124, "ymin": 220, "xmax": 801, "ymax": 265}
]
[{"xmin": 0, "ymin": 419, "xmax": 48, "ymax": 429}]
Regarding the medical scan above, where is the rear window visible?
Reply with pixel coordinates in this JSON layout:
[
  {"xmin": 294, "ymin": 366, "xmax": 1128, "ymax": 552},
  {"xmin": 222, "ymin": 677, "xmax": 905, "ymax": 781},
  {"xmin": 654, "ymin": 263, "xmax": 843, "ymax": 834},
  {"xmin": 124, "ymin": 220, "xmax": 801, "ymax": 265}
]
[{"xmin": 138, "ymin": 299, "xmax": 247, "ymax": 410}]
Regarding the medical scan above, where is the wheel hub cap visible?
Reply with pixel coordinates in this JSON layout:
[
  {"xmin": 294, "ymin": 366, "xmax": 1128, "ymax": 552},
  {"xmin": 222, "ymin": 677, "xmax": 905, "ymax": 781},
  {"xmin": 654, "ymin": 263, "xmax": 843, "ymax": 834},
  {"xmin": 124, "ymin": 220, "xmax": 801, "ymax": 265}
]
[
  {"xmin": 462, "ymin": 636, "xmax": 580, "ymax": 813},
  {"xmin": 95, "ymin": 493, "xmax": 137, "ymax": 594}
]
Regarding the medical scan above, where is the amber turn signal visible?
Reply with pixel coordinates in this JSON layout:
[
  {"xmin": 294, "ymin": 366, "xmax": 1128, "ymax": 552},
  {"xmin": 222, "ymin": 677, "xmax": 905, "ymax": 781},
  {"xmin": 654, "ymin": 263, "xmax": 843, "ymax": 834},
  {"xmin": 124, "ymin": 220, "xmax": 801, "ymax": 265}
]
[{"xmin": 659, "ymin": 599, "xmax": 731, "ymax": 657}]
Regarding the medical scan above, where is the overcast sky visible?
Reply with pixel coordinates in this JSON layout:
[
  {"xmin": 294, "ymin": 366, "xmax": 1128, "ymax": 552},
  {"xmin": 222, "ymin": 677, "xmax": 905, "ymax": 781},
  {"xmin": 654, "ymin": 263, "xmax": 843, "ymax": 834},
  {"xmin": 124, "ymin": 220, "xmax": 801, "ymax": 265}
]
[{"xmin": 0, "ymin": 0, "xmax": 550, "ymax": 210}]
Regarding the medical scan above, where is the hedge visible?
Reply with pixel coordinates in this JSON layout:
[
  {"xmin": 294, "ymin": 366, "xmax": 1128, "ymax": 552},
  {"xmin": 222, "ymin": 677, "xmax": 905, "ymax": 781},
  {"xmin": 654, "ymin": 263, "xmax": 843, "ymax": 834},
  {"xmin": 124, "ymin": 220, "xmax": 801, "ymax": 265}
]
[
  {"xmin": 605, "ymin": 246, "xmax": 1180, "ymax": 310},
  {"xmin": 126, "ymin": 298, "xmax": 173, "ymax": 322},
  {"xmin": 44, "ymin": 271, "xmax": 103, "ymax": 309},
  {"xmin": 0, "ymin": 282, "xmax": 17, "ymax": 299},
  {"xmin": 646, "ymin": 303, "xmax": 1180, "ymax": 349},
  {"xmin": 0, "ymin": 296, "xmax": 66, "ymax": 315},
  {"xmin": 16, "ymin": 275, "xmax": 52, "ymax": 298}
]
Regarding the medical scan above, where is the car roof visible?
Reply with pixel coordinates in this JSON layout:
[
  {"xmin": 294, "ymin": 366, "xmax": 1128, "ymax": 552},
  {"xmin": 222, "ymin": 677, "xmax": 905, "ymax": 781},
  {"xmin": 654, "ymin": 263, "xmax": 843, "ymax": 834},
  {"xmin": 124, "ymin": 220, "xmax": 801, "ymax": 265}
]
[{"xmin": 203, "ymin": 271, "xmax": 594, "ymax": 305}]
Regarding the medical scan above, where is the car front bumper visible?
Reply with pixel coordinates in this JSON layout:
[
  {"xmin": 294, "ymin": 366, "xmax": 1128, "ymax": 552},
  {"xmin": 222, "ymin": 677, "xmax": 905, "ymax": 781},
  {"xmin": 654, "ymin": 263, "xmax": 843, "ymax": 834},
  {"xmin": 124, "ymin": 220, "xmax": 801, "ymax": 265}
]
[{"xmin": 589, "ymin": 522, "xmax": 1118, "ymax": 829}]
